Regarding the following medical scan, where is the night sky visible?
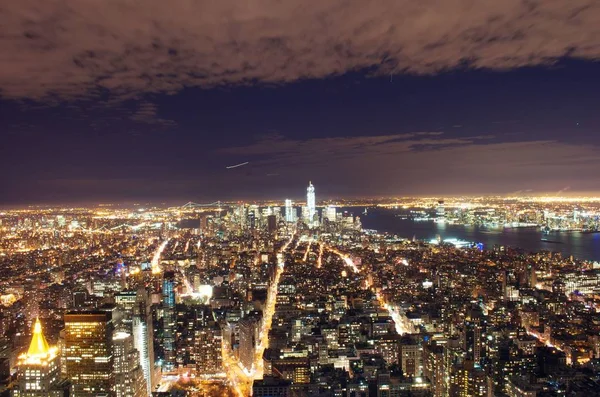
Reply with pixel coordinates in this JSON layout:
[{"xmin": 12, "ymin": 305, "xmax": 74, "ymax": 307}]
[{"xmin": 2, "ymin": 1, "xmax": 600, "ymax": 205}]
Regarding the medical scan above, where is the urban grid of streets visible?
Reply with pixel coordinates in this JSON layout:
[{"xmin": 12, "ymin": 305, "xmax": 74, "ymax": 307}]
[
  {"xmin": 3, "ymin": 196, "xmax": 600, "ymax": 396},
  {"xmin": 151, "ymin": 225, "xmax": 408, "ymax": 396}
]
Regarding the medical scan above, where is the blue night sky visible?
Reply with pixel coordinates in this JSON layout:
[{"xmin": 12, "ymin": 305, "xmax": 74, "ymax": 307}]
[{"xmin": 1, "ymin": 1, "xmax": 600, "ymax": 204}]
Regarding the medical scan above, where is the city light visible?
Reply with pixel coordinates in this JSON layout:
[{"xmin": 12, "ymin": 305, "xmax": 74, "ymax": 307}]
[
  {"xmin": 151, "ymin": 238, "xmax": 171, "ymax": 274},
  {"xmin": 2, "ymin": 190, "xmax": 600, "ymax": 397}
]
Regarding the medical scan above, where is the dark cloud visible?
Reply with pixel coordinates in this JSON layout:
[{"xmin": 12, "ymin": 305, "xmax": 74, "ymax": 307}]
[{"xmin": 1, "ymin": 0, "xmax": 600, "ymax": 100}]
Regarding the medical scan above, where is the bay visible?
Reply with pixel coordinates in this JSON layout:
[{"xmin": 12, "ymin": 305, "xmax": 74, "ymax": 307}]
[{"xmin": 346, "ymin": 207, "xmax": 600, "ymax": 262}]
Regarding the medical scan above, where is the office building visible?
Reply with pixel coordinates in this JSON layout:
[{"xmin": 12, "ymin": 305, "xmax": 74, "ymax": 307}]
[
  {"xmin": 12, "ymin": 319, "xmax": 62, "ymax": 397},
  {"xmin": 64, "ymin": 311, "xmax": 114, "ymax": 396},
  {"xmin": 239, "ymin": 316, "xmax": 260, "ymax": 372},
  {"xmin": 306, "ymin": 181, "xmax": 316, "ymax": 227},
  {"xmin": 194, "ymin": 323, "xmax": 223, "ymax": 375},
  {"xmin": 284, "ymin": 199, "xmax": 294, "ymax": 223},
  {"xmin": 423, "ymin": 342, "xmax": 445, "ymax": 397},
  {"xmin": 563, "ymin": 271, "xmax": 600, "ymax": 295},
  {"xmin": 113, "ymin": 332, "xmax": 145, "ymax": 397},
  {"xmin": 162, "ymin": 271, "xmax": 176, "ymax": 371},
  {"xmin": 133, "ymin": 288, "xmax": 155, "ymax": 394},
  {"xmin": 324, "ymin": 205, "xmax": 336, "ymax": 222},
  {"xmin": 267, "ymin": 215, "xmax": 277, "ymax": 235},
  {"xmin": 399, "ymin": 336, "xmax": 422, "ymax": 377}
]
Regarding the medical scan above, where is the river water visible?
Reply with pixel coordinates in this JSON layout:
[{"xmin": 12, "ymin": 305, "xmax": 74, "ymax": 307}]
[{"xmin": 347, "ymin": 207, "xmax": 600, "ymax": 262}]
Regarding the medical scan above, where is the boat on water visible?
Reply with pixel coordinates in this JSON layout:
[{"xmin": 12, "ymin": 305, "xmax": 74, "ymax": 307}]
[{"xmin": 540, "ymin": 238, "xmax": 563, "ymax": 244}]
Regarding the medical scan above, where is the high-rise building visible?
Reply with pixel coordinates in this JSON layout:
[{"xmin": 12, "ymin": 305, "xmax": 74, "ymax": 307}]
[
  {"xmin": 248, "ymin": 209, "xmax": 257, "ymax": 230},
  {"xmin": 12, "ymin": 319, "xmax": 62, "ymax": 397},
  {"xmin": 324, "ymin": 205, "xmax": 336, "ymax": 222},
  {"xmin": 284, "ymin": 199, "xmax": 294, "ymax": 223},
  {"xmin": 306, "ymin": 182, "xmax": 316, "ymax": 227},
  {"xmin": 449, "ymin": 360, "xmax": 487, "ymax": 397},
  {"xmin": 63, "ymin": 311, "xmax": 114, "ymax": 396},
  {"xmin": 375, "ymin": 334, "xmax": 400, "ymax": 366},
  {"xmin": 132, "ymin": 288, "xmax": 155, "ymax": 394},
  {"xmin": 112, "ymin": 332, "xmax": 145, "ymax": 397},
  {"xmin": 162, "ymin": 271, "xmax": 176, "ymax": 371},
  {"xmin": 423, "ymin": 342, "xmax": 445, "ymax": 397},
  {"xmin": 239, "ymin": 316, "xmax": 260, "ymax": 372},
  {"xmin": 174, "ymin": 304, "xmax": 210, "ymax": 368},
  {"xmin": 399, "ymin": 336, "xmax": 422, "ymax": 377},
  {"xmin": 267, "ymin": 215, "xmax": 277, "ymax": 235},
  {"xmin": 194, "ymin": 323, "xmax": 223, "ymax": 375}
]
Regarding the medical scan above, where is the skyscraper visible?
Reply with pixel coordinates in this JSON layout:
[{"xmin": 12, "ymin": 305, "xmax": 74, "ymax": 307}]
[
  {"xmin": 325, "ymin": 205, "xmax": 337, "ymax": 222},
  {"xmin": 238, "ymin": 316, "xmax": 260, "ymax": 372},
  {"xmin": 162, "ymin": 271, "xmax": 176, "ymax": 371},
  {"xmin": 112, "ymin": 332, "xmax": 145, "ymax": 397},
  {"xmin": 12, "ymin": 319, "xmax": 62, "ymax": 397},
  {"xmin": 306, "ymin": 181, "xmax": 316, "ymax": 227},
  {"xmin": 132, "ymin": 288, "xmax": 155, "ymax": 395},
  {"xmin": 194, "ymin": 323, "xmax": 223, "ymax": 376},
  {"xmin": 267, "ymin": 214, "xmax": 277, "ymax": 235},
  {"xmin": 284, "ymin": 199, "xmax": 294, "ymax": 223},
  {"xmin": 63, "ymin": 311, "xmax": 114, "ymax": 396}
]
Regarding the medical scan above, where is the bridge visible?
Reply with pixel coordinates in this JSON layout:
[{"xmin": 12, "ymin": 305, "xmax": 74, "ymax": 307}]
[{"xmin": 179, "ymin": 201, "xmax": 226, "ymax": 209}]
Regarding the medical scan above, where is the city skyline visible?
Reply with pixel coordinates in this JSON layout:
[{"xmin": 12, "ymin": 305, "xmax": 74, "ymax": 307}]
[
  {"xmin": 4, "ymin": 3, "xmax": 600, "ymax": 397},
  {"xmin": 3, "ymin": 191, "xmax": 600, "ymax": 396}
]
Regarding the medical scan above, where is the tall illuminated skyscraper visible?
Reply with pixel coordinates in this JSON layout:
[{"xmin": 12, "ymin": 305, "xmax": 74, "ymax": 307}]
[
  {"xmin": 63, "ymin": 311, "xmax": 114, "ymax": 396},
  {"xmin": 12, "ymin": 319, "xmax": 61, "ymax": 397},
  {"xmin": 238, "ymin": 316, "xmax": 260, "ymax": 372},
  {"xmin": 285, "ymin": 199, "xmax": 294, "ymax": 223},
  {"xmin": 307, "ymin": 181, "xmax": 316, "ymax": 227},
  {"xmin": 162, "ymin": 271, "xmax": 176, "ymax": 371},
  {"xmin": 132, "ymin": 288, "xmax": 155, "ymax": 395},
  {"xmin": 112, "ymin": 332, "xmax": 145, "ymax": 397},
  {"xmin": 325, "ymin": 205, "xmax": 337, "ymax": 222}
]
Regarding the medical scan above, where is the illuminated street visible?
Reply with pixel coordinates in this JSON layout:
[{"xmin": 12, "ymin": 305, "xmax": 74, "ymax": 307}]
[
  {"xmin": 221, "ymin": 232, "xmax": 295, "ymax": 396},
  {"xmin": 151, "ymin": 238, "xmax": 171, "ymax": 274}
]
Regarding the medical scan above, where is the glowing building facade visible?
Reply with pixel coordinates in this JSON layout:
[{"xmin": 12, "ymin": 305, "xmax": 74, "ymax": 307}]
[
  {"xmin": 285, "ymin": 199, "xmax": 294, "ymax": 223},
  {"xmin": 239, "ymin": 316, "xmax": 260, "ymax": 372},
  {"xmin": 162, "ymin": 271, "xmax": 176, "ymax": 371},
  {"xmin": 132, "ymin": 288, "xmax": 155, "ymax": 394},
  {"xmin": 112, "ymin": 332, "xmax": 145, "ymax": 397},
  {"xmin": 12, "ymin": 319, "xmax": 61, "ymax": 397},
  {"xmin": 63, "ymin": 311, "xmax": 114, "ymax": 396},
  {"xmin": 194, "ymin": 323, "xmax": 223, "ymax": 376},
  {"xmin": 306, "ymin": 182, "xmax": 316, "ymax": 227}
]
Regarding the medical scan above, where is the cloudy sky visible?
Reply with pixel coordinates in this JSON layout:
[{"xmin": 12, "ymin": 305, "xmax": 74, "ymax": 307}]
[{"xmin": 2, "ymin": 0, "xmax": 600, "ymax": 204}]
